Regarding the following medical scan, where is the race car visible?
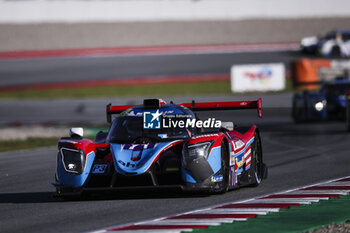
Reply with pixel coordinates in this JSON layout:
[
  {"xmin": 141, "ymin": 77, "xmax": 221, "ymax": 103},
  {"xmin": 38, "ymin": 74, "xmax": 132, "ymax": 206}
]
[
  {"xmin": 53, "ymin": 98, "xmax": 267, "ymax": 198},
  {"xmin": 292, "ymin": 77, "xmax": 350, "ymax": 122},
  {"xmin": 300, "ymin": 30, "xmax": 350, "ymax": 57}
]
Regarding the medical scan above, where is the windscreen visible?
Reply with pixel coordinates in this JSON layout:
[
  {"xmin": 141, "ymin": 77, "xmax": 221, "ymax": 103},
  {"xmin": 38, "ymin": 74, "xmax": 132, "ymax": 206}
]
[{"xmin": 107, "ymin": 116, "xmax": 194, "ymax": 144}]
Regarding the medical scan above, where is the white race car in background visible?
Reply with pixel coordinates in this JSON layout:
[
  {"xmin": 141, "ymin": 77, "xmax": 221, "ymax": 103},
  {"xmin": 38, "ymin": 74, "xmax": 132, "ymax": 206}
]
[{"xmin": 301, "ymin": 30, "xmax": 350, "ymax": 57}]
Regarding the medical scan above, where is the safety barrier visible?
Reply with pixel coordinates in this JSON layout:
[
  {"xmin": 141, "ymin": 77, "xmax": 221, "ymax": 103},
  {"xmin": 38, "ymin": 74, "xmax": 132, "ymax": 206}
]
[{"xmin": 0, "ymin": 0, "xmax": 350, "ymax": 23}]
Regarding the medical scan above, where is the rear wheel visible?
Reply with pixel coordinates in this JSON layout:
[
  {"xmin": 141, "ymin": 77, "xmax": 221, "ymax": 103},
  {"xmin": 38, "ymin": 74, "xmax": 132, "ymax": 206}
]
[{"xmin": 249, "ymin": 133, "xmax": 263, "ymax": 186}]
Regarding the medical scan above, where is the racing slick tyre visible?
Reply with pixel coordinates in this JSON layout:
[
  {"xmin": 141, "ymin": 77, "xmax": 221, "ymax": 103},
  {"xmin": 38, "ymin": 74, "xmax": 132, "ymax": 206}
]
[
  {"xmin": 219, "ymin": 141, "xmax": 230, "ymax": 193},
  {"xmin": 249, "ymin": 132, "xmax": 263, "ymax": 187},
  {"xmin": 211, "ymin": 141, "xmax": 230, "ymax": 194}
]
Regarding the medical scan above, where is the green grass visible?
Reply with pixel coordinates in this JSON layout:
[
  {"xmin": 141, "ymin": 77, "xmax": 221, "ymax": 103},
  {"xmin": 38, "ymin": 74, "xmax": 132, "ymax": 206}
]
[
  {"xmin": 0, "ymin": 79, "xmax": 294, "ymax": 99},
  {"xmin": 0, "ymin": 137, "xmax": 60, "ymax": 152},
  {"xmin": 0, "ymin": 81, "xmax": 232, "ymax": 99}
]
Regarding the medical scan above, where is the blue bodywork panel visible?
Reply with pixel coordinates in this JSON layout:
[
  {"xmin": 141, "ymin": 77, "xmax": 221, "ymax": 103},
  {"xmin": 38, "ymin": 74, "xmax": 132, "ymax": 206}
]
[
  {"xmin": 57, "ymin": 151, "xmax": 95, "ymax": 188},
  {"xmin": 207, "ymin": 147, "xmax": 222, "ymax": 174}
]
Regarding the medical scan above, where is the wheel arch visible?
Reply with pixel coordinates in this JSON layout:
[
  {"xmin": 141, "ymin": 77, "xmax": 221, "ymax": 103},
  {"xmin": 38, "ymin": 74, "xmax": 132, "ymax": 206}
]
[
  {"xmin": 221, "ymin": 136, "xmax": 230, "ymax": 154},
  {"xmin": 254, "ymin": 128, "xmax": 267, "ymax": 180}
]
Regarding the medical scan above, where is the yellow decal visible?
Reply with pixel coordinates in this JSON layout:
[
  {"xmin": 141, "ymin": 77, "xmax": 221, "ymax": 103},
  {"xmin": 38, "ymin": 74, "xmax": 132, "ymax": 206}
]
[{"xmin": 236, "ymin": 157, "xmax": 244, "ymax": 168}]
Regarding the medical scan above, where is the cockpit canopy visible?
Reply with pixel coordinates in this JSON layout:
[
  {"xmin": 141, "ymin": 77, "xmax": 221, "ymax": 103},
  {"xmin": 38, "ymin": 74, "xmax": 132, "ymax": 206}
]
[{"xmin": 107, "ymin": 104, "xmax": 196, "ymax": 144}]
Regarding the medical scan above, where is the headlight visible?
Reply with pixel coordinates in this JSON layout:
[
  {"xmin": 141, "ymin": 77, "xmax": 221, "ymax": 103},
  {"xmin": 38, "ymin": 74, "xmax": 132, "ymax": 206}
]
[
  {"xmin": 60, "ymin": 148, "xmax": 85, "ymax": 174},
  {"xmin": 182, "ymin": 141, "xmax": 213, "ymax": 166},
  {"xmin": 314, "ymin": 101, "xmax": 326, "ymax": 111}
]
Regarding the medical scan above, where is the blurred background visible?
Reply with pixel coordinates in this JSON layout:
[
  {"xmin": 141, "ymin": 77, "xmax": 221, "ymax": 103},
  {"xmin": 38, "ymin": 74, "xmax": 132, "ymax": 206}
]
[{"xmin": 1, "ymin": 0, "xmax": 350, "ymax": 50}]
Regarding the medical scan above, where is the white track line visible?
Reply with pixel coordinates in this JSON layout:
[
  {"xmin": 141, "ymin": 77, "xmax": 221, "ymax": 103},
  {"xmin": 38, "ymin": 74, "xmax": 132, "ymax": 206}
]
[
  {"xmin": 286, "ymin": 190, "xmax": 350, "ymax": 195},
  {"xmin": 107, "ymin": 230, "xmax": 192, "ymax": 233},
  {"xmin": 248, "ymin": 198, "xmax": 318, "ymax": 204},
  {"xmin": 318, "ymin": 182, "xmax": 350, "ymax": 186},
  {"xmin": 140, "ymin": 220, "xmax": 222, "ymax": 226},
  {"xmin": 170, "ymin": 217, "xmax": 248, "ymax": 221},
  {"xmin": 141, "ymin": 219, "xmax": 233, "ymax": 224},
  {"xmin": 200, "ymin": 207, "xmax": 280, "ymax": 213},
  {"xmin": 200, "ymin": 210, "xmax": 268, "ymax": 215}
]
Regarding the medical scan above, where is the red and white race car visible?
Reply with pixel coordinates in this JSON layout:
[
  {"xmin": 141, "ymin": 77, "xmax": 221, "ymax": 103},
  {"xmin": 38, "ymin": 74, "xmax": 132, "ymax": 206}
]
[{"xmin": 53, "ymin": 98, "xmax": 267, "ymax": 197}]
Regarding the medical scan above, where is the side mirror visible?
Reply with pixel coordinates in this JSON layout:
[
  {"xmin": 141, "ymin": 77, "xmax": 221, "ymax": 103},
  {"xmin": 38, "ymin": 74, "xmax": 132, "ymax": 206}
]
[
  {"xmin": 221, "ymin": 122, "xmax": 234, "ymax": 131},
  {"xmin": 69, "ymin": 127, "xmax": 84, "ymax": 138}
]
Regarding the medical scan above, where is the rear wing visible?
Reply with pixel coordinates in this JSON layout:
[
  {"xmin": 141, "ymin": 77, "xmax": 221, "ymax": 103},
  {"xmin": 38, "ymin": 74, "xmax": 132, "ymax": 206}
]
[
  {"xmin": 178, "ymin": 99, "xmax": 262, "ymax": 118},
  {"xmin": 106, "ymin": 98, "xmax": 262, "ymax": 123},
  {"xmin": 106, "ymin": 103, "xmax": 135, "ymax": 123}
]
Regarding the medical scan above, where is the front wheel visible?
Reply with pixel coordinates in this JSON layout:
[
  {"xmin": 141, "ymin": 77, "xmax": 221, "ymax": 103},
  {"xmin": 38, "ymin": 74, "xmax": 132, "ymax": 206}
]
[
  {"xmin": 249, "ymin": 132, "xmax": 263, "ymax": 186},
  {"xmin": 213, "ymin": 141, "xmax": 230, "ymax": 194}
]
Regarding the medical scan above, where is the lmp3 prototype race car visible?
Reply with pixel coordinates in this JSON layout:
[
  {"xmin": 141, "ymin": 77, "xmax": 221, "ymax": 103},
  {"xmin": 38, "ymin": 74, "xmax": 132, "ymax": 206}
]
[
  {"xmin": 300, "ymin": 30, "xmax": 350, "ymax": 57},
  {"xmin": 53, "ymin": 99, "xmax": 267, "ymax": 197},
  {"xmin": 292, "ymin": 77, "xmax": 350, "ymax": 123}
]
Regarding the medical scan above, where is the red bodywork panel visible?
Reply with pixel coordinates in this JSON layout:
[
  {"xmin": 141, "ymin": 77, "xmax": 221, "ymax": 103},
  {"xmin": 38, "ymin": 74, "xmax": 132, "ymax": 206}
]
[
  {"xmin": 179, "ymin": 99, "xmax": 262, "ymax": 118},
  {"xmin": 58, "ymin": 138, "xmax": 96, "ymax": 160}
]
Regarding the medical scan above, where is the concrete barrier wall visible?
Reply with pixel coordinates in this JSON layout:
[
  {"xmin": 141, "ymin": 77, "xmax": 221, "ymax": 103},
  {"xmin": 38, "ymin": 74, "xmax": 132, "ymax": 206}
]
[
  {"xmin": 1, "ymin": 0, "xmax": 350, "ymax": 23},
  {"xmin": 1, "ymin": 18, "xmax": 350, "ymax": 51}
]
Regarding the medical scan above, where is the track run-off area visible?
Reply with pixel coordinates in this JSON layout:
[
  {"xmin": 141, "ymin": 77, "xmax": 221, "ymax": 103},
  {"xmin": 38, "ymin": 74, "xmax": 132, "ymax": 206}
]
[{"xmin": 0, "ymin": 46, "xmax": 350, "ymax": 233}]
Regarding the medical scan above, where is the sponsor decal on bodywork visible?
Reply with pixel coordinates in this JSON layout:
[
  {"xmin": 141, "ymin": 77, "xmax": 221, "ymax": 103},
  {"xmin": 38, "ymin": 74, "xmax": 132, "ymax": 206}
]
[
  {"xmin": 92, "ymin": 164, "xmax": 108, "ymax": 174},
  {"xmin": 233, "ymin": 139, "xmax": 245, "ymax": 150},
  {"xmin": 211, "ymin": 174, "xmax": 223, "ymax": 182},
  {"xmin": 230, "ymin": 151, "xmax": 235, "ymax": 166},
  {"xmin": 121, "ymin": 143, "xmax": 156, "ymax": 150}
]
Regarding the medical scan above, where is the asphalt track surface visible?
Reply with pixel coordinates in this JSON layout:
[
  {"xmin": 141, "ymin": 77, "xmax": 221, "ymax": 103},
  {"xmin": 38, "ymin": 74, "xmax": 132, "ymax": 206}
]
[
  {"xmin": 0, "ymin": 50, "xmax": 309, "ymax": 87},
  {"xmin": 1, "ymin": 107, "xmax": 350, "ymax": 233},
  {"xmin": 0, "ymin": 94, "xmax": 291, "ymax": 126}
]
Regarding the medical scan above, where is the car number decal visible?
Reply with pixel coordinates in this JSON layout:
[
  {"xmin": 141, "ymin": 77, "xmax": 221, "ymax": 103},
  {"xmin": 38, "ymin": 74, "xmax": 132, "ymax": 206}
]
[{"xmin": 92, "ymin": 164, "xmax": 108, "ymax": 174}]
